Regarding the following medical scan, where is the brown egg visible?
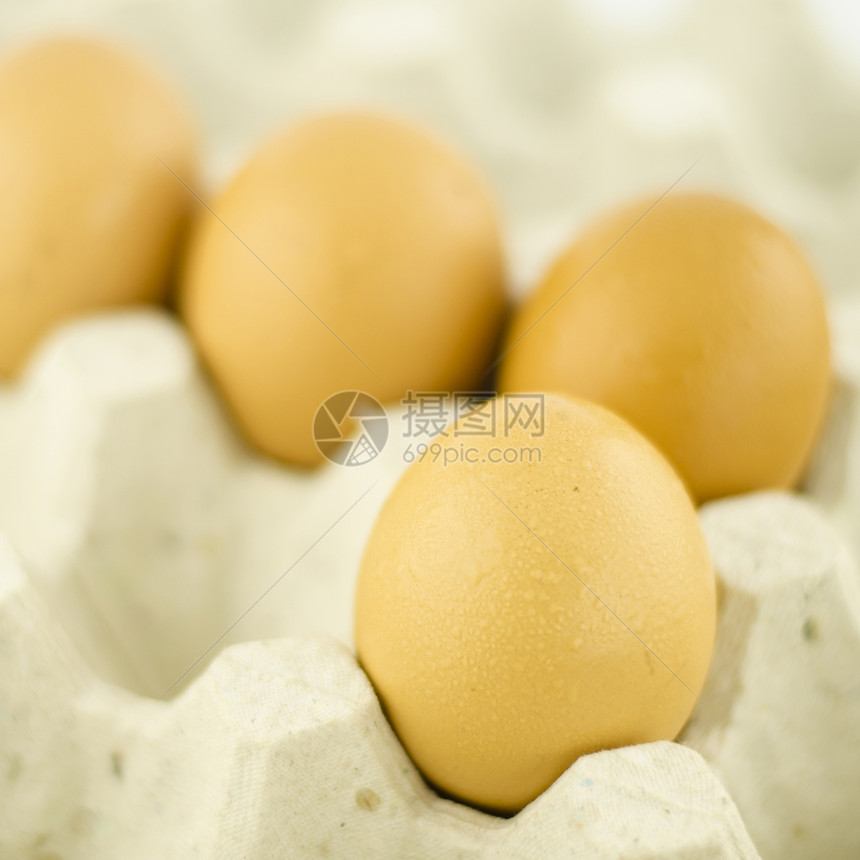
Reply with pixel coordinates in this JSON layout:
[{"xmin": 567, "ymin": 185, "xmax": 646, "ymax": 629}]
[
  {"xmin": 0, "ymin": 36, "xmax": 197, "ymax": 376},
  {"xmin": 499, "ymin": 193, "xmax": 832, "ymax": 502},
  {"xmin": 355, "ymin": 394, "xmax": 715, "ymax": 815},
  {"xmin": 180, "ymin": 112, "xmax": 506, "ymax": 466}
]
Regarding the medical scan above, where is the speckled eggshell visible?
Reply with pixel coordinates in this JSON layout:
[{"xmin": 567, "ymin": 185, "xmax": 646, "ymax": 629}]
[
  {"xmin": 180, "ymin": 112, "xmax": 506, "ymax": 466},
  {"xmin": 0, "ymin": 36, "xmax": 197, "ymax": 376},
  {"xmin": 499, "ymin": 193, "xmax": 832, "ymax": 502},
  {"xmin": 354, "ymin": 393, "xmax": 716, "ymax": 815}
]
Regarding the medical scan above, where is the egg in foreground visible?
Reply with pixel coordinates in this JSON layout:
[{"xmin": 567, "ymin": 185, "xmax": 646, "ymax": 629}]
[
  {"xmin": 180, "ymin": 112, "xmax": 506, "ymax": 466},
  {"xmin": 499, "ymin": 193, "xmax": 831, "ymax": 502},
  {"xmin": 355, "ymin": 393, "xmax": 715, "ymax": 814},
  {"xmin": 0, "ymin": 36, "xmax": 197, "ymax": 376}
]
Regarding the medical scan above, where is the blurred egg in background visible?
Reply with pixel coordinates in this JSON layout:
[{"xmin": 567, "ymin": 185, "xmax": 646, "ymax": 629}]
[
  {"xmin": 180, "ymin": 111, "xmax": 506, "ymax": 466},
  {"xmin": 0, "ymin": 36, "xmax": 197, "ymax": 375}
]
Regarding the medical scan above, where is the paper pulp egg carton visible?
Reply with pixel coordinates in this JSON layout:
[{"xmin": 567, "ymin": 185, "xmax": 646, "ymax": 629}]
[{"xmin": 0, "ymin": 307, "xmax": 859, "ymax": 860}]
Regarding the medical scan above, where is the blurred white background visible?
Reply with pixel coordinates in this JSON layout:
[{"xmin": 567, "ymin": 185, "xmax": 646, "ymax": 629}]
[{"xmin": 2, "ymin": 0, "xmax": 860, "ymax": 300}]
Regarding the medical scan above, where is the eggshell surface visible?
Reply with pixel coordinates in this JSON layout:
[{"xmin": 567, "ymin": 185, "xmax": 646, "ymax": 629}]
[
  {"xmin": 354, "ymin": 394, "xmax": 716, "ymax": 814},
  {"xmin": 499, "ymin": 193, "xmax": 832, "ymax": 502},
  {"xmin": 0, "ymin": 37, "xmax": 197, "ymax": 376},
  {"xmin": 180, "ymin": 112, "xmax": 506, "ymax": 466}
]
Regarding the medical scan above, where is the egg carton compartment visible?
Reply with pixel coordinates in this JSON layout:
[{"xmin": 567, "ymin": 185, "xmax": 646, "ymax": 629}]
[
  {"xmin": 0, "ymin": 308, "xmax": 858, "ymax": 858},
  {"xmin": 685, "ymin": 492, "xmax": 860, "ymax": 860},
  {"xmin": 0, "ymin": 310, "xmax": 411, "ymax": 699},
  {"xmin": 0, "ymin": 544, "xmax": 757, "ymax": 859}
]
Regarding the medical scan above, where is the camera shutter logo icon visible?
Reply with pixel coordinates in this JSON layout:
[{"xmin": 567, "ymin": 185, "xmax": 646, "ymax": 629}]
[{"xmin": 313, "ymin": 391, "xmax": 389, "ymax": 466}]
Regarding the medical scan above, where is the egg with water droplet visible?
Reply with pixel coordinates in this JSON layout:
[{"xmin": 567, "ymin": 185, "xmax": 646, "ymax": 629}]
[{"xmin": 355, "ymin": 394, "xmax": 715, "ymax": 814}]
